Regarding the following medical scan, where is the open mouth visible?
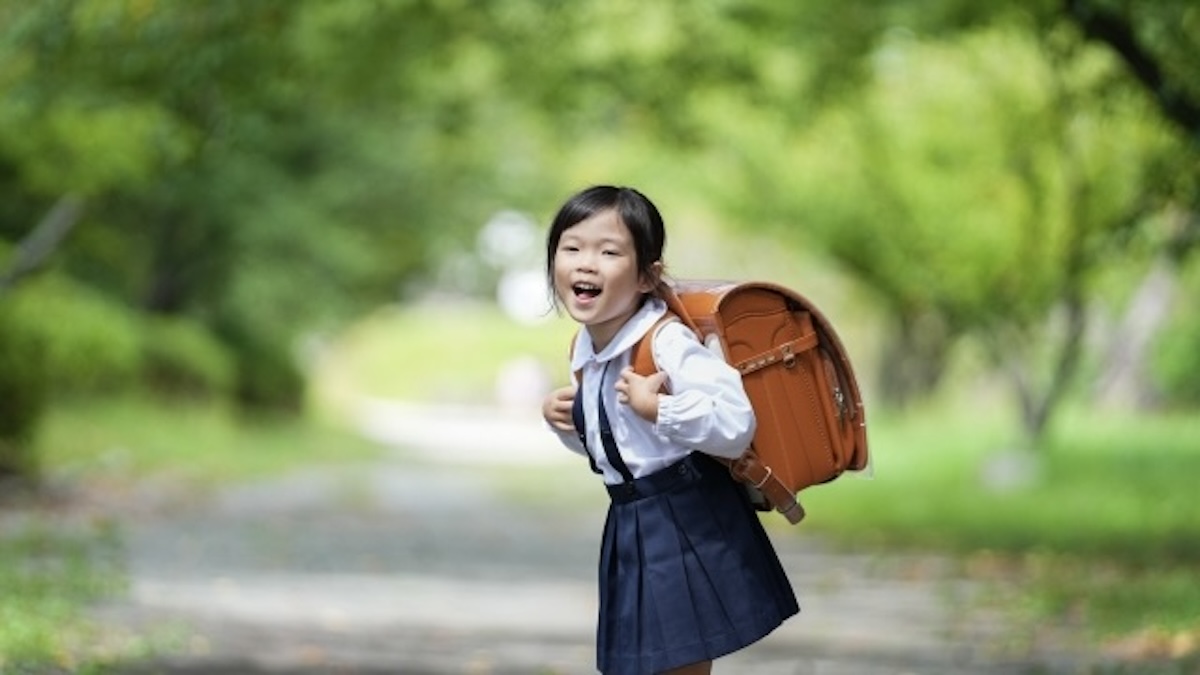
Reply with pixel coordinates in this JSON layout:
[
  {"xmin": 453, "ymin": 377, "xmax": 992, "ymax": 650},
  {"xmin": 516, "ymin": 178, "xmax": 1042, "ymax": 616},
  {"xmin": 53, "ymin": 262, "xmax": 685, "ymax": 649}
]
[{"xmin": 572, "ymin": 282, "xmax": 601, "ymax": 300}]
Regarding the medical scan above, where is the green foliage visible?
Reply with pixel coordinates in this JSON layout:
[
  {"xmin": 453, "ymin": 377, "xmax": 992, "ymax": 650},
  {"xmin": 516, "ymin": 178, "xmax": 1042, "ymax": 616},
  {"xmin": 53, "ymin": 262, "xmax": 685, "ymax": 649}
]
[
  {"xmin": 0, "ymin": 0, "xmax": 1196, "ymax": 442},
  {"xmin": 4, "ymin": 275, "xmax": 141, "ymax": 395},
  {"xmin": 0, "ymin": 307, "xmax": 47, "ymax": 477},
  {"xmin": 724, "ymin": 28, "xmax": 1171, "ymax": 327},
  {"xmin": 1153, "ymin": 318, "xmax": 1200, "ymax": 406},
  {"xmin": 140, "ymin": 317, "xmax": 234, "ymax": 400},
  {"xmin": 0, "ymin": 0, "xmax": 554, "ymax": 412},
  {"xmin": 692, "ymin": 24, "xmax": 1182, "ymax": 429},
  {"xmin": 1, "ymin": 99, "xmax": 191, "ymax": 197},
  {"xmin": 215, "ymin": 316, "xmax": 305, "ymax": 414}
]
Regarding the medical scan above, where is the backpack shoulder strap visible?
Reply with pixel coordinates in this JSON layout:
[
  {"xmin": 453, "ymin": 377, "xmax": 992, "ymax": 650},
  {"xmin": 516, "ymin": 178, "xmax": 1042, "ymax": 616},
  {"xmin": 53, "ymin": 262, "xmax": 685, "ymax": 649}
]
[{"xmin": 630, "ymin": 312, "xmax": 679, "ymax": 378}]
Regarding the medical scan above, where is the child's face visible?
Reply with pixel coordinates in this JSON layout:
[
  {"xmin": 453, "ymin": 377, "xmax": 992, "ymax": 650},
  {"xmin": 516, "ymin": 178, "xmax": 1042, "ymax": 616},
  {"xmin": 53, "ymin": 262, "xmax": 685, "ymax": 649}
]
[{"xmin": 553, "ymin": 208, "xmax": 654, "ymax": 351}]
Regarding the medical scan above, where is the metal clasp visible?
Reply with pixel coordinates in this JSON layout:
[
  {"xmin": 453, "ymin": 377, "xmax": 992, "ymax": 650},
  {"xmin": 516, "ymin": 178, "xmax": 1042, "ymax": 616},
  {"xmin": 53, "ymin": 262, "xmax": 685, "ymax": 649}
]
[{"xmin": 782, "ymin": 344, "xmax": 796, "ymax": 369}]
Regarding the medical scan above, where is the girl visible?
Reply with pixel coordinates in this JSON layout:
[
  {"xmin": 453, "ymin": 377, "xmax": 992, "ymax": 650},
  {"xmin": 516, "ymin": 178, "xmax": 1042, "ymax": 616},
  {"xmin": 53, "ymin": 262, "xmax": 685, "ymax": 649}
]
[{"xmin": 542, "ymin": 185, "xmax": 799, "ymax": 675}]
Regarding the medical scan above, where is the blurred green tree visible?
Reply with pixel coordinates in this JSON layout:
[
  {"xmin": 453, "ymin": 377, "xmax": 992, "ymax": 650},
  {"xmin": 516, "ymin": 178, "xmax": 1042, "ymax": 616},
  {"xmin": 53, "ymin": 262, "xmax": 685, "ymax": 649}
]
[
  {"xmin": 493, "ymin": 0, "xmax": 1198, "ymax": 442},
  {"xmin": 0, "ymin": 0, "xmax": 543, "ymax": 475},
  {"xmin": 1, "ymin": 0, "xmax": 1197, "ymax": 474},
  {"xmin": 0, "ymin": 0, "xmax": 535, "ymax": 413}
]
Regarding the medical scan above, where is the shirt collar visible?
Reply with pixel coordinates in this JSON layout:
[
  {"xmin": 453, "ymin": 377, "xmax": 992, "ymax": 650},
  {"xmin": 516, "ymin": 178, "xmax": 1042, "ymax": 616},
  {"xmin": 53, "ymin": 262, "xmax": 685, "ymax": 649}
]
[{"xmin": 570, "ymin": 297, "xmax": 667, "ymax": 374}]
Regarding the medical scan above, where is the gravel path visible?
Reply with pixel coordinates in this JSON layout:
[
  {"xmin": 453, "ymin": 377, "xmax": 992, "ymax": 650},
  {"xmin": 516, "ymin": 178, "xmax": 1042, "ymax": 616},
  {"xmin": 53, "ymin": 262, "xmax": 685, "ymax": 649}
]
[{"xmin": 91, "ymin": 401, "xmax": 1095, "ymax": 674}]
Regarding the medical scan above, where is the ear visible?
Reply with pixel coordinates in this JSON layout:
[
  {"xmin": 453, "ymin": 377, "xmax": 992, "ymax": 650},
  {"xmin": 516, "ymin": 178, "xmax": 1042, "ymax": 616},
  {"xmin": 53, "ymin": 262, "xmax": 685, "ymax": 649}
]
[{"xmin": 638, "ymin": 261, "xmax": 664, "ymax": 294}]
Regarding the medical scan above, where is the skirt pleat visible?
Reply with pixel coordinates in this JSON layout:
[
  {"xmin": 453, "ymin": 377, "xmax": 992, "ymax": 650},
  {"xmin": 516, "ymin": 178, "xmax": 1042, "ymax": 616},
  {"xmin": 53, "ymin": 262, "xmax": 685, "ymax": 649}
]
[{"xmin": 597, "ymin": 453, "xmax": 799, "ymax": 675}]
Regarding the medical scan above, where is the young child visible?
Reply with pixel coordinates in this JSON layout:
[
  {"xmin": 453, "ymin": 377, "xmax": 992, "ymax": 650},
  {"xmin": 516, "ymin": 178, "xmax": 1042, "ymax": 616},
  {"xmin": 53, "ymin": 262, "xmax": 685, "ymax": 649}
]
[{"xmin": 541, "ymin": 185, "xmax": 799, "ymax": 675}]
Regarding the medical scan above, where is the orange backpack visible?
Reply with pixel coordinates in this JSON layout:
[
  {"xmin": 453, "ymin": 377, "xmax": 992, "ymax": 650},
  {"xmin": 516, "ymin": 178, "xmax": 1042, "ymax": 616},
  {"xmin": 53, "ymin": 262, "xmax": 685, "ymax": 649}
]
[{"xmin": 635, "ymin": 281, "xmax": 870, "ymax": 524}]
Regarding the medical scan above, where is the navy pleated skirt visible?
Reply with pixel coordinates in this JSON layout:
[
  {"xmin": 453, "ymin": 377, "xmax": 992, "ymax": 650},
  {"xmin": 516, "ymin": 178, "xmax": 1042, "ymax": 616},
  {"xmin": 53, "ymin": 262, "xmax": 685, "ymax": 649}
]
[{"xmin": 597, "ymin": 452, "xmax": 799, "ymax": 675}]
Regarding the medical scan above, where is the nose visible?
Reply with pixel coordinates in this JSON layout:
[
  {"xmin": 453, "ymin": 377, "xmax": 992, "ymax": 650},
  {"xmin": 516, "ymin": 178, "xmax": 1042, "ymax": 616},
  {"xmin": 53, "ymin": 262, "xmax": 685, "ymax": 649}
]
[{"xmin": 575, "ymin": 249, "xmax": 598, "ymax": 272}]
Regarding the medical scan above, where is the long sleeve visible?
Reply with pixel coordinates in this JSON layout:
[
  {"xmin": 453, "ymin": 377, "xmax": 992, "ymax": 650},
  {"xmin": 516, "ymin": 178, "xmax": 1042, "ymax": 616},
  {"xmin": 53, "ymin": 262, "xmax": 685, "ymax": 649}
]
[
  {"xmin": 651, "ymin": 321, "xmax": 756, "ymax": 459},
  {"xmin": 548, "ymin": 418, "xmax": 587, "ymax": 456}
]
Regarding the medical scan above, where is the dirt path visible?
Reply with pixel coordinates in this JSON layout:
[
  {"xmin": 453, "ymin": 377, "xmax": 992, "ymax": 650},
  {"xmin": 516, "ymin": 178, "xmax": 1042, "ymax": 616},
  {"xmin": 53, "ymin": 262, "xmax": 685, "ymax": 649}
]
[{"xmin": 90, "ymin": 401, "xmax": 1094, "ymax": 674}]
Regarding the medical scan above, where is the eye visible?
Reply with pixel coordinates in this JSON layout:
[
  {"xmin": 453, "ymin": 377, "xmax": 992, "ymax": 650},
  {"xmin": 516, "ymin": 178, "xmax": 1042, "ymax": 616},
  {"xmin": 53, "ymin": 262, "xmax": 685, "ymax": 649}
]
[{"xmin": 602, "ymin": 248, "xmax": 620, "ymax": 256}]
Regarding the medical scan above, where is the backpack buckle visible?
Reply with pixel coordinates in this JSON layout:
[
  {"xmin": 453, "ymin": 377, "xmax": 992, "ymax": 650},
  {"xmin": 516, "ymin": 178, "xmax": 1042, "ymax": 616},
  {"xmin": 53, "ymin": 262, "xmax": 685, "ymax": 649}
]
[{"xmin": 782, "ymin": 344, "xmax": 796, "ymax": 369}]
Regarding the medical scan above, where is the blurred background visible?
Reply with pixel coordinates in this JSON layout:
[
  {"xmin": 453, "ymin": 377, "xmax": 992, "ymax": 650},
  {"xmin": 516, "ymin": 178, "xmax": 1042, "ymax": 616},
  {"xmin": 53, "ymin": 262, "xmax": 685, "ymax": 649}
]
[{"xmin": 1, "ymin": 0, "xmax": 1198, "ymax": 672}]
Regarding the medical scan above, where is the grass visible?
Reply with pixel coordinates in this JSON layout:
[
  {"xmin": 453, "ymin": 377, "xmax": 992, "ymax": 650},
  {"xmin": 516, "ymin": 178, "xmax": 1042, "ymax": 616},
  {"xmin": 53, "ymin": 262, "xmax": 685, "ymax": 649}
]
[
  {"xmin": 2, "ymin": 394, "xmax": 387, "ymax": 672},
  {"xmin": 794, "ymin": 403, "xmax": 1200, "ymax": 650},
  {"xmin": 0, "ymin": 517, "xmax": 128, "ymax": 673},
  {"xmin": 39, "ymin": 395, "xmax": 384, "ymax": 490},
  {"xmin": 310, "ymin": 298, "xmax": 578, "ymax": 408},
  {"xmin": 797, "ymin": 406, "xmax": 1200, "ymax": 562}
]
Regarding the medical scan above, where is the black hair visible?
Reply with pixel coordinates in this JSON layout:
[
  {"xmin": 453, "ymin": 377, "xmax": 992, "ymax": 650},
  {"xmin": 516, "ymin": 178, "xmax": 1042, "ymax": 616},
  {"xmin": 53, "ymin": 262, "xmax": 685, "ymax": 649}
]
[{"xmin": 544, "ymin": 185, "xmax": 666, "ymax": 300}]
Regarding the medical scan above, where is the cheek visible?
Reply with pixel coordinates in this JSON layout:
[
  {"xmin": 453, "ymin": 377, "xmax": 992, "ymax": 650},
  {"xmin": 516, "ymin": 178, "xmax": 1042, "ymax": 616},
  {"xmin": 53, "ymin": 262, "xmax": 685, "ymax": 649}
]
[{"xmin": 551, "ymin": 261, "xmax": 571, "ymax": 288}]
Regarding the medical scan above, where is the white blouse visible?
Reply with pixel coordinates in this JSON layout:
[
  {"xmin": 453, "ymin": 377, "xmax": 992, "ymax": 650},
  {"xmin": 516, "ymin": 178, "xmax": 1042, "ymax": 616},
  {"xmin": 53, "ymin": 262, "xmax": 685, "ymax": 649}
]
[{"xmin": 550, "ymin": 297, "xmax": 757, "ymax": 484}]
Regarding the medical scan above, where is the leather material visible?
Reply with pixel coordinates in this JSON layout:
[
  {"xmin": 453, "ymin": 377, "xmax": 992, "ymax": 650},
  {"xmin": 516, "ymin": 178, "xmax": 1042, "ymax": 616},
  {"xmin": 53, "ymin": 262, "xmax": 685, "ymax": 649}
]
[{"xmin": 633, "ymin": 281, "xmax": 869, "ymax": 524}]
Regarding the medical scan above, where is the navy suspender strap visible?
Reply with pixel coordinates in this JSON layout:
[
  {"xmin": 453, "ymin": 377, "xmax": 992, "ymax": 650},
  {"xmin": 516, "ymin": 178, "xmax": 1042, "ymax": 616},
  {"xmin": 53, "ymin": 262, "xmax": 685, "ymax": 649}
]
[
  {"xmin": 571, "ymin": 384, "xmax": 601, "ymax": 475},
  {"xmin": 597, "ymin": 367, "xmax": 637, "ymax": 484},
  {"xmin": 572, "ymin": 361, "xmax": 635, "ymax": 483}
]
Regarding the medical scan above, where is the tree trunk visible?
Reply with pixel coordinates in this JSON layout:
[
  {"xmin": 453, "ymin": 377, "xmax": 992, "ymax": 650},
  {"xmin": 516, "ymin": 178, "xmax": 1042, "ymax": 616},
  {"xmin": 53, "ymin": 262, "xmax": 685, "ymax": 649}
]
[
  {"xmin": 1012, "ymin": 294, "xmax": 1089, "ymax": 446},
  {"xmin": 877, "ymin": 309, "xmax": 952, "ymax": 408},
  {"xmin": 1065, "ymin": 0, "xmax": 1200, "ymax": 141},
  {"xmin": 0, "ymin": 195, "xmax": 84, "ymax": 296}
]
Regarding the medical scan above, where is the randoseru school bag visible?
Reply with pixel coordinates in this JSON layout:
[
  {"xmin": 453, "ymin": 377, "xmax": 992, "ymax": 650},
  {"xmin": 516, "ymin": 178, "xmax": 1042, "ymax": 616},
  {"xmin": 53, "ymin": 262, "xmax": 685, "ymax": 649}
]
[{"xmin": 634, "ymin": 280, "xmax": 870, "ymax": 524}]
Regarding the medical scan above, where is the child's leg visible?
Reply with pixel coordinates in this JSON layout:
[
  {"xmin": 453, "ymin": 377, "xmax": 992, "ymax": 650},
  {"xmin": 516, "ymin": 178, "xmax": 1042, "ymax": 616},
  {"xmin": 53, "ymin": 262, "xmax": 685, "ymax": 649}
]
[{"xmin": 661, "ymin": 661, "xmax": 712, "ymax": 675}]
